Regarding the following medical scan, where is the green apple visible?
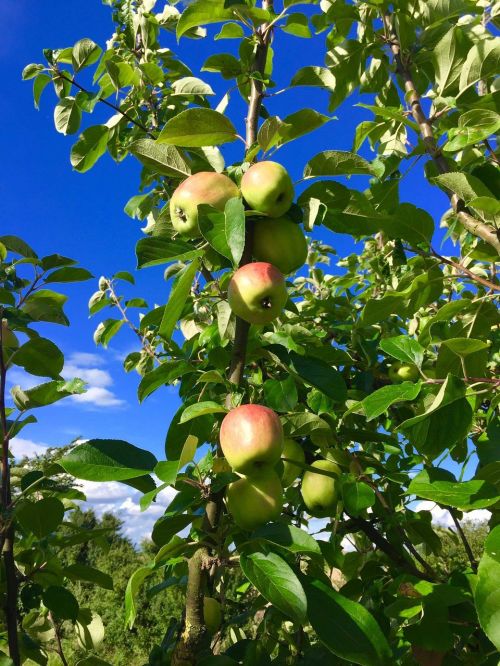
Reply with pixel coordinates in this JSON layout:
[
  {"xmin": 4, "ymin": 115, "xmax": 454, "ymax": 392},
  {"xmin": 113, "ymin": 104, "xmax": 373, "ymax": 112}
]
[
  {"xmin": 281, "ymin": 438, "xmax": 305, "ymax": 487},
  {"xmin": 170, "ymin": 171, "xmax": 239, "ymax": 238},
  {"xmin": 203, "ymin": 597, "xmax": 222, "ymax": 634},
  {"xmin": 388, "ymin": 362, "xmax": 419, "ymax": 383},
  {"xmin": 253, "ymin": 217, "xmax": 308, "ymax": 275},
  {"xmin": 220, "ymin": 403, "xmax": 283, "ymax": 474},
  {"xmin": 301, "ymin": 459, "xmax": 341, "ymax": 518},
  {"xmin": 228, "ymin": 262, "xmax": 288, "ymax": 325},
  {"xmin": 226, "ymin": 468, "xmax": 283, "ymax": 530},
  {"xmin": 241, "ymin": 161, "xmax": 294, "ymax": 218}
]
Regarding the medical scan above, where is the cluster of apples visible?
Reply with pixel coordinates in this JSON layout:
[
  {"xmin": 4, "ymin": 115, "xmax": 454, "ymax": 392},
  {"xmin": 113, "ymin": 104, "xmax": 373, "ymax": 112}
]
[
  {"xmin": 220, "ymin": 404, "xmax": 342, "ymax": 530},
  {"xmin": 170, "ymin": 161, "xmax": 308, "ymax": 325}
]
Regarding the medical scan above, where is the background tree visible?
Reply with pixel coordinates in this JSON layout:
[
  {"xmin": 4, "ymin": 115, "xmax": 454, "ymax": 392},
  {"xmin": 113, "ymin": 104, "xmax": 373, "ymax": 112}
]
[{"xmin": 23, "ymin": 0, "xmax": 500, "ymax": 664}]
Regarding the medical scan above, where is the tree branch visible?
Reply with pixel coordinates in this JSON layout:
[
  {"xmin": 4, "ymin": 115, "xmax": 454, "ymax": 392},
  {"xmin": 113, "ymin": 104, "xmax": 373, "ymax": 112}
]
[
  {"xmin": 382, "ymin": 13, "xmax": 500, "ymax": 254},
  {"xmin": 172, "ymin": 3, "xmax": 274, "ymax": 662},
  {"xmin": 0, "ymin": 320, "xmax": 20, "ymax": 665},
  {"xmin": 448, "ymin": 508, "xmax": 477, "ymax": 572},
  {"xmin": 48, "ymin": 611, "xmax": 68, "ymax": 666}
]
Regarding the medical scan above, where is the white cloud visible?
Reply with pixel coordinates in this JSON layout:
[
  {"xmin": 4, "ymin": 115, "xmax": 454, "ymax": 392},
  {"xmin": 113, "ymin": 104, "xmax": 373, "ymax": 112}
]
[
  {"xmin": 10, "ymin": 437, "xmax": 48, "ymax": 458},
  {"xmin": 63, "ymin": 353, "xmax": 125, "ymax": 409},
  {"xmin": 77, "ymin": 479, "xmax": 177, "ymax": 542},
  {"xmin": 415, "ymin": 501, "xmax": 491, "ymax": 527}
]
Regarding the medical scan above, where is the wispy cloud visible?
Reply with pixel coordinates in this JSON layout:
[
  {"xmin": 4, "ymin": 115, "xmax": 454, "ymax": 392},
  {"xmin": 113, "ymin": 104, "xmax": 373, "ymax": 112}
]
[
  {"xmin": 415, "ymin": 501, "xmax": 490, "ymax": 527},
  {"xmin": 10, "ymin": 437, "xmax": 49, "ymax": 458}
]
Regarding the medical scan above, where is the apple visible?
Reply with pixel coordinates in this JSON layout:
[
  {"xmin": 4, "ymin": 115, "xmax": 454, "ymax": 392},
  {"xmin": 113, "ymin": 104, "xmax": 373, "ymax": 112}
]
[
  {"xmin": 281, "ymin": 438, "xmax": 305, "ymax": 487},
  {"xmin": 301, "ymin": 459, "xmax": 341, "ymax": 518},
  {"xmin": 241, "ymin": 161, "xmax": 294, "ymax": 218},
  {"xmin": 226, "ymin": 468, "xmax": 283, "ymax": 530},
  {"xmin": 253, "ymin": 217, "xmax": 308, "ymax": 275},
  {"xmin": 220, "ymin": 403, "xmax": 283, "ymax": 474},
  {"xmin": 203, "ymin": 597, "xmax": 222, "ymax": 634},
  {"xmin": 388, "ymin": 362, "xmax": 419, "ymax": 383},
  {"xmin": 169, "ymin": 171, "xmax": 239, "ymax": 238},
  {"xmin": 228, "ymin": 262, "xmax": 288, "ymax": 325}
]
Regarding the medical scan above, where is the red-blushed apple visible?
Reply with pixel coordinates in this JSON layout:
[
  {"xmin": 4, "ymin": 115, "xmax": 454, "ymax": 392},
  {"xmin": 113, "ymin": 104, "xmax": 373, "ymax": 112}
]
[
  {"xmin": 169, "ymin": 171, "xmax": 239, "ymax": 238},
  {"xmin": 220, "ymin": 403, "xmax": 283, "ymax": 474},
  {"xmin": 203, "ymin": 597, "xmax": 222, "ymax": 634},
  {"xmin": 281, "ymin": 438, "xmax": 305, "ymax": 487},
  {"xmin": 253, "ymin": 217, "xmax": 308, "ymax": 275},
  {"xmin": 388, "ymin": 362, "xmax": 419, "ymax": 383},
  {"xmin": 241, "ymin": 161, "xmax": 294, "ymax": 217},
  {"xmin": 301, "ymin": 459, "xmax": 341, "ymax": 517},
  {"xmin": 226, "ymin": 468, "xmax": 283, "ymax": 530},
  {"xmin": 227, "ymin": 262, "xmax": 288, "ymax": 325}
]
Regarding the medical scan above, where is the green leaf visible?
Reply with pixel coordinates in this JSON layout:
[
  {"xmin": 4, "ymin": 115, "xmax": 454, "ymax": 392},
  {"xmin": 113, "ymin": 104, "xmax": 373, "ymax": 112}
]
[
  {"xmin": 360, "ymin": 383, "xmax": 421, "ymax": 422},
  {"xmin": 157, "ymin": 109, "xmax": 238, "ymax": 147},
  {"xmin": 380, "ymin": 335, "xmax": 425, "ymax": 367},
  {"xmin": 125, "ymin": 565, "xmax": 154, "ymax": 629},
  {"xmin": 172, "ymin": 76, "xmax": 214, "ymax": 96},
  {"xmin": 459, "ymin": 38, "xmax": 500, "ymax": 95},
  {"xmin": 282, "ymin": 12, "xmax": 311, "ymax": 38},
  {"xmin": 444, "ymin": 109, "xmax": 500, "ymax": 152},
  {"xmin": 71, "ymin": 125, "xmax": 110, "ymax": 173},
  {"xmin": 215, "ymin": 22, "xmax": 244, "ymax": 40},
  {"xmin": 44, "ymin": 267, "xmax": 93, "ymax": 283},
  {"xmin": 475, "ymin": 525, "xmax": 500, "ymax": 650},
  {"xmin": 303, "ymin": 151, "xmax": 375, "ymax": 178},
  {"xmin": 16, "ymin": 497, "xmax": 64, "ymax": 538},
  {"xmin": 136, "ymin": 236, "xmax": 202, "ymax": 269},
  {"xmin": 159, "ymin": 258, "xmax": 200, "ymax": 340},
  {"xmin": 60, "ymin": 439, "xmax": 158, "ymax": 481},
  {"xmin": 263, "ymin": 376, "xmax": 298, "ymax": 413},
  {"xmin": 433, "ymin": 26, "xmax": 471, "ymax": 96},
  {"xmin": 408, "ymin": 469, "xmax": 500, "ymax": 511},
  {"xmin": 22, "ymin": 63, "xmax": 44, "ymax": 80},
  {"xmin": 176, "ymin": 0, "xmax": 235, "ymax": 39},
  {"xmin": 54, "ymin": 97, "xmax": 82, "ymax": 135},
  {"xmin": 290, "ymin": 66, "xmax": 336, "ymax": 91},
  {"xmin": 302, "ymin": 576, "xmax": 392, "ymax": 665},
  {"xmin": 289, "ymin": 352, "xmax": 347, "ymax": 402},
  {"xmin": 138, "ymin": 360, "xmax": 193, "ymax": 403},
  {"xmin": 433, "ymin": 172, "xmax": 493, "ymax": 203},
  {"xmin": 441, "ymin": 338, "xmax": 489, "ymax": 357},
  {"xmin": 75, "ymin": 610, "xmax": 105, "ymax": 651},
  {"xmin": 179, "ymin": 401, "xmax": 227, "ymax": 423},
  {"xmin": 198, "ymin": 206, "xmax": 232, "ymax": 261},
  {"xmin": 251, "ymin": 523, "xmax": 322, "ymax": 559},
  {"xmin": 23, "ymin": 289, "xmax": 69, "ymax": 325},
  {"xmin": 342, "ymin": 481, "xmax": 376, "ymax": 516},
  {"xmin": 151, "ymin": 514, "xmax": 194, "ymax": 547},
  {"xmin": 65, "ymin": 564, "xmax": 113, "ymax": 590},
  {"xmin": 279, "ymin": 109, "xmax": 332, "ymax": 146},
  {"xmin": 32, "ymin": 73, "xmax": 51, "ymax": 109},
  {"xmin": 202, "ymin": 54, "xmax": 242, "ymax": 79},
  {"xmin": 240, "ymin": 551, "xmax": 307, "ymax": 623},
  {"xmin": 72, "ymin": 38, "xmax": 101, "ymax": 71},
  {"xmin": 43, "ymin": 586, "xmax": 79, "ymax": 621},
  {"xmin": 12, "ymin": 379, "xmax": 86, "ymax": 410},
  {"xmin": 225, "ymin": 197, "xmax": 246, "ymax": 266},
  {"xmin": 13, "ymin": 338, "xmax": 64, "ymax": 379},
  {"xmin": 129, "ymin": 139, "xmax": 191, "ymax": 178}
]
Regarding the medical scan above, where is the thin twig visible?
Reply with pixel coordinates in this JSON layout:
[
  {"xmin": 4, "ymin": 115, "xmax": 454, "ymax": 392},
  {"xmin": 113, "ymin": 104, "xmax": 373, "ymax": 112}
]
[
  {"xmin": 449, "ymin": 508, "xmax": 477, "ymax": 572},
  {"xmin": 48, "ymin": 612, "xmax": 68, "ymax": 666},
  {"xmin": 53, "ymin": 69, "xmax": 155, "ymax": 138}
]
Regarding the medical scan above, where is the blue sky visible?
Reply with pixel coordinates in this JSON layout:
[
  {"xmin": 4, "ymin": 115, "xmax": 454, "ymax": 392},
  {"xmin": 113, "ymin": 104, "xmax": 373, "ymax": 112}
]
[{"xmin": 2, "ymin": 1, "xmax": 455, "ymax": 473}]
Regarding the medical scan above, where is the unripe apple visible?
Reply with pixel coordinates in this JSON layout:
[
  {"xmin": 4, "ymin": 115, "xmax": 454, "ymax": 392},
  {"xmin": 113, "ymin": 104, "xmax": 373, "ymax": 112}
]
[
  {"xmin": 301, "ymin": 459, "xmax": 341, "ymax": 518},
  {"xmin": 203, "ymin": 597, "xmax": 222, "ymax": 634},
  {"xmin": 226, "ymin": 468, "xmax": 283, "ymax": 530},
  {"xmin": 169, "ymin": 171, "xmax": 239, "ymax": 238},
  {"xmin": 388, "ymin": 362, "xmax": 419, "ymax": 383},
  {"xmin": 228, "ymin": 262, "xmax": 288, "ymax": 325},
  {"xmin": 281, "ymin": 438, "xmax": 305, "ymax": 487},
  {"xmin": 220, "ymin": 404, "xmax": 283, "ymax": 474},
  {"xmin": 241, "ymin": 161, "xmax": 294, "ymax": 218},
  {"xmin": 253, "ymin": 217, "xmax": 308, "ymax": 275}
]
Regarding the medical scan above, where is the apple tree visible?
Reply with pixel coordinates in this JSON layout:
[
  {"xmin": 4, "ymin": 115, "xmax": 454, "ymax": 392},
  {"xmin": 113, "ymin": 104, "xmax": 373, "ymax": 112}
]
[{"xmin": 25, "ymin": 0, "xmax": 500, "ymax": 664}]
